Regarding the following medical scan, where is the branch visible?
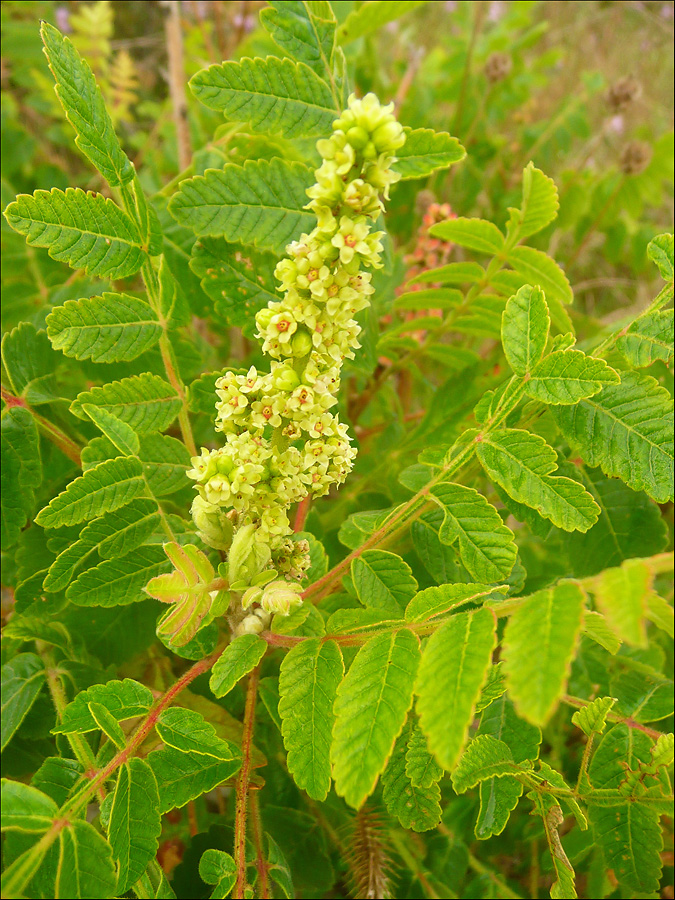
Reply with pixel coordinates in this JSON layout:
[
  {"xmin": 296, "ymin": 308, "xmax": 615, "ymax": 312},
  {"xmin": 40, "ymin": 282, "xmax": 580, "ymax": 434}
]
[
  {"xmin": 162, "ymin": 0, "xmax": 192, "ymax": 172},
  {"xmin": 234, "ymin": 664, "xmax": 261, "ymax": 899}
]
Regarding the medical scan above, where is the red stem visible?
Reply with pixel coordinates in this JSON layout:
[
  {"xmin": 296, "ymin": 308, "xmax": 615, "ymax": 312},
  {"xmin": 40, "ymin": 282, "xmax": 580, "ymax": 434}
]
[
  {"xmin": 249, "ymin": 790, "xmax": 270, "ymax": 899},
  {"xmin": 293, "ymin": 495, "xmax": 311, "ymax": 532}
]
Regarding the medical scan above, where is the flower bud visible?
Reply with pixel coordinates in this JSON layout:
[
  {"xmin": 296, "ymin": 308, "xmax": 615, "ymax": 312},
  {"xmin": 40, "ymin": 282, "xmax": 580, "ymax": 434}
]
[
  {"xmin": 235, "ymin": 614, "xmax": 265, "ymax": 636},
  {"xmin": 260, "ymin": 580, "xmax": 303, "ymax": 616},
  {"xmin": 272, "ymin": 364, "xmax": 301, "ymax": 392},
  {"xmin": 228, "ymin": 523, "xmax": 271, "ymax": 585},
  {"xmin": 191, "ymin": 496, "xmax": 234, "ymax": 551},
  {"xmin": 372, "ymin": 121, "xmax": 405, "ymax": 152},
  {"xmin": 256, "ymin": 308, "xmax": 274, "ymax": 331},
  {"xmin": 291, "ymin": 330, "xmax": 313, "ymax": 358},
  {"xmin": 346, "ymin": 125, "xmax": 370, "ymax": 149}
]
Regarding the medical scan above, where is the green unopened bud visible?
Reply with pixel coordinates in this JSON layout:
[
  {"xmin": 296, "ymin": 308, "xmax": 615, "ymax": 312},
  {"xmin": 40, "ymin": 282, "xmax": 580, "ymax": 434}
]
[
  {"xmin": 363, "ymin": 141, "xmax": 378, "ymax": 160},
  {"xmin": 291, "ymin": 330, "xmax": 313, "ymax": 358},
  {"xmin": 346, "ymin": 126, "xmax": 369, "ymax": 149},
  {"xmin": 256, "ymin": 308, "xmax": 274, "ymax": 331},
  {"xmin": 260, "ymin": 580, "xmax": 303, "ymax": 616},
  {"xmin": 235, "ymin": 614, "xmax": 265, "ymax": 636},
  {"xmin": 228, "ymin": 524, "xmax": 271, "ymax": 585},
  {"xmin": 216, "ymin": 456, "xmax": 234, "ymax": 475},
  {"xmin": 191, "ymin": 496, "xmax": 233, "ymax": 551},
  {"xmin": 272, "ymin": 364, "xmax": 301, "ymax": 392},
  {"xmin": 372, "ymin": 121, "xmax": 404, "ymax": 152}
]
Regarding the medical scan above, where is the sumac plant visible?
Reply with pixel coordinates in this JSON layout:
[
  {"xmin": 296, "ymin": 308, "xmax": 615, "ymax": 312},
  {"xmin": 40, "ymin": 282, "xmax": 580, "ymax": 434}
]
[{"xmin": 1, "ymin": 6, "xmax": 673, "ymax": 900}]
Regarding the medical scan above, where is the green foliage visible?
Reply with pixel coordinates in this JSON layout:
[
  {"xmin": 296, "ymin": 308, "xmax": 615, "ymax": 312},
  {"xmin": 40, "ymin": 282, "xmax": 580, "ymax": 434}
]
[{"xmin": 1, "ymin": 5, "xmax": 673, "ymax": 900}]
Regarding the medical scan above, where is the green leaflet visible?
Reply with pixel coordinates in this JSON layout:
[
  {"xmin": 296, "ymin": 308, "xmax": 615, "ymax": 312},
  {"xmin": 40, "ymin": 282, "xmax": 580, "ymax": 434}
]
[
  {"xmin": 501, "ymin": 284, "xmax": 549, "ymax": 376},
  {"xmin": 88, "ymin": 702, "xmax": 126, "ymax": 748},
  {"xmin": 1, "ymin": 779, "xmax": 58, "ymax": 833},
  {"xmin": 429, "ymin": 482, "xmax": 517, "ymax": 582},
  {"xmin": 477, "ymin": 429, "xmax": 600, "ymax": 532},
  {"xmin": 1, "ymin": 653, "xmax": 46, "ymax": 751},
  {"xmin": 562, "ymin": 466, "xmax": 668, "ymax": 577},
  {"xmin": 46, "ymin": 294, "xmax": 161, "ymax": 363},
  {"xmin": 40, "ymin": 23, "xmax": 133, "ymax": 187},
  {"xmin": 405, "ymin": 723, "xmax": 443, "ymax": 788},
  {"xmin": 199, "ymin": 849, "xmax": 237, "ymax": 899},
  {"xmin": 415, "ymin": 608, "xmax": 496, "ymax": 771},
  {"xmin": 648, "ymin": 232, "xmax": 674, "ymax": 280},
  {"xmin": 552, "ymin": 370, "xmax": 674, "ymax": 503},
  {"xmin": 572, "ymin": 697, "xmax": 616, "ymax": 736},
  {"xmin": 331, "ymin": 628, "xmax": 420, "ymax": 808},
  {"xmin": 82, "ymin": 405, "xmax": 140, "ymax": 457},
  {"xmin": 507, "ymin": 245, "xmax": 573, "ymax": 305},
  {"xmin": 588, "ymin": 725, "xmax": 664, "ymax": 894},
  {"xmin": 516, "ymin": 163, "xmax": 559, "ymax": 240},
  {"xmin": 405, "ymin": 582, "xmax": 504, "ymax": 623},
  {"xmin": 108, "ymin": 759, "xmax": 161, "ymax": 893},
  {"xmin": 54, "ymin": 678, "xmax": 153, "ymax": 734},
  {"xmin": 210, "ymin": 634, "xmax": 267, "ymax": 698},
  {"xmin": 190, "ymin": 238, "xmax": 278, "ymax": 335},
  {"xmin": 66, "ymin": 545, "xmax": 170, "ymax": 607},
  {"xmin": 411, "ymin": 510, "xmax": 457, "ymax": 584},
  {"xmin": 393, "ymin": 128, "xmax": 465, "ymax": 180},
  {"xmin": 278, "ymin": 638, "xmax": 343, "ymax": 800},
  {"xmin": 156, "ymin": 708, "xmax": 240, "ymax": 760},
  {"xmin": 70, "ymin": 374, "xmax": 182, "ymax": 433},
  {"xmin": 35, "ymin": 457, "xmax": 146, "ymax": 529},
  {"xmin": 382, "ymin": 723, "xmax": 442, "ymax": 832},
  {"xmin": 131, "ymin": 859, "xmax": 177, "ymax": 900},
  {"xmin": 646, "ymin": 591, "xmax": 674, "ymax": 638},
  {"xmin": 617, "ymin": 309, "xmax": 674, "ymax": 367},
  {"xmin": 503, "ymin": 582, "xmax": 586, "ymax": 726},
  {"xmin": 475, "ymin": 775, "xmax": 523, "ymax": 841},
  {"xmin": 4, "ymin": 188, "xmax": 146, "ymax": 278},
  {"xmin": 168, "ymin": 159, "xmax": 315, "ymax": 256},
  {"xmin": 260, "ymin": 1, "xmax": 337, "ymax": 82},
  {"xmin": 1, "ymin": 406, "xmax": 42, "ymax": 550},
  {"xmin": 589, "ymin": 557, "xmax": 652, "ymax": 647},
  {"xmin": 525, "ymin": 349, "xmax": 620, "ymax": 405},
  {"xmin": 430, "ymin": 217, "xmax": 505, "ymax": 255},
  {"xmin": 451, "ymin": 735, "xmax": 522, "ymax": 793},
  {"xmin": 1, "ymin": 322, "xmax": 59, "ymax": 402},
  {"xmin": 190, "ymin": 56, "xmax": 338, "ymax": 138},
  {"xmin": 32, "ymin": 758, "xmax": 84, "ymax": 808},
  {"xmin": 337, "ymin": 1, "xmax": 428, "ymax": 44},
  {"xmin": 146, "ymin": 745, "xmax": 241, "ymax": 814},
  {"xmin": 351, "ymin": 549, "xmax": 418, "ymax": 615}
]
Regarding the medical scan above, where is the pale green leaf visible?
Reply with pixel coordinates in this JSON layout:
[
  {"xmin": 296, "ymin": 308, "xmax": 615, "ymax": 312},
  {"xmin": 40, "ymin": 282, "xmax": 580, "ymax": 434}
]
[
  {"xmin": 393, "ymin": 128, "xmax": 465, "ymax": 180},
  {"xmin": 411, "ymin": 510, "xmax": 457, "ymax": 584},
  {"xmin": 70, "ymin": 374, "xmax": 182, "ymax": 433},
  {"xmin": 571, "ymin": 697, "xmax": 616, "ymax": 736},
  {"xmin": 156, "ymin": 708, "xmax": 239, "ymax": 760},
  {"xmin": 394, "ymin": 287, "xmax": 462, "ymax": 311},
  {"xmin": 131, "ymin": 859, "xmax": 176, "ymax": 899},
  {"xmin": 416, "ymin": 608, "xmax": 496, "ymax": 770},
  {"xmin": 647, "ymin": 232, "xmax": 674, "ymax": 280},
  {"xmin": 81, "ymin": 498, "xmax": 160, "ymax": 560},
  {"xmin": 46, "ymin": 295, "xmax": 161, "ymax": 363},
  {"xmin": 477, "ymin": 429, "xmax": 600, "ymax": 532},
  {"xmin": 190, "ymin": 56, "xmax": 337, "ymax": 137},
  {"xmin": 590, "ymin": 557, "xmax": 652, "ymax": 647},
  {"xmin": 408, "ymin": 260, "xmax": 485, "ymax": 286},
  {"xmin": 1, "ymin": 653, "xmax": 46, "ymax": 750},
  {"xmin": 67, "ymin": 547, "xmax": 169, "ymax": 608},
  {"xmin": 54, "ymin": 678, "xmax": 153, "ymax": 734},
  {"xmin": 645, "ymin": 591, "xmax": 674, "ymax": 638},
  {"xmin": 209, "ymin": 634, "xmax": 267, "ymax": 698},
  {"xmin": 351, "ymin": 550, "xmax": 418, "ymax": 615},
  {"xmin": 405, "ymin": 582, "xmax": 504, "ymax": 623},
  {"xmin": 169, "ymin": 159, "xmax": 314, "ymax": 256},
  {"xmin": 588, "ymin": 725, "xmax": 664, "ymax": 894},
  {"xmin": 108, "ymin": 759, "xmax": 161, "ymax": 893},
  {"xmin": 40, "ymin": 22, "xmax": 133, "ymax": 186},
  {"xmin": 452, "ymin": 735, "xmax": 521, "ymax": 793},
  {"xmin": 429, "ymin": 482, "xmax": 517, "ymax": 582},
  {"xmin": 147, "ymin": 745, "xmax": 241, "ymax": 813},
  {"xmin": 325, "ymin": 608, "xmax": 403, "ymax": 635},
  {"xmin": 526, "ymin": 349, "xmax": 620, "ymax": 404},
  {"xmin": 382, "ymin": 723, "xmax": 442, "ymax": 832},
  {"xmin": 138, "ymin": 434, "xmax": 190, "ymax": 497},
  {"xmin": 517, "ymin": 162, "xmax": 559, "ymax": 239},
  {"xmin": 199, "ymin": 848, "xmax": 236, "ymax": 898},
  {"xmin": 617, "ymin": 309, "xmax": 674, "ymax": 367},
  {"xmin": 88, "ymin": 701, "xmax": 126, "ymax": 748},
  {"xmin": 583, "ymin": 610, "xmax": 622, "ymax": 655},
  {"xmin": 260, "ymin": 1, "xmax": 337, "ymax": 81},
  {"xmin": 503, "ymin": 582, "xmax": 586, "ymax": 726},
  {"xmin": 82, "ymin": 404, "xmax": 140, "ymax": 457},
  {"xmin": 54, "ymin": 819, "xmax": 117, "ymax": 899},
  {"xmin": 475, "ymin": 662, "xmax": 508, "ymax": 713},
  {"xmin": 331, "ymin": 628, "xmax": 420, "ymax": 808},
  {"xmin": 507, "ymin": 245, "xmax": 573, "ymax": 305},
  {"xmin": 501, "ymin": 284, "xmax": 549, "ymax": 375},
  {"xmin": 430, "ymin": 217, "xmax": 505, "ymax": 255},
  {"xmin": 1, "ymin": 407, "xmax": 42, "ymax": 550},
  {"xmin": 278, "ymin": 638, "xmax": 343, "ymax": 800},
  {"xmin": 337, "ymin": 0, "xmax": 427, "ymax": 44},
  {"xmin": 35, "ymin": 457, "xmax": 145, "ymax": 529},
  {"xmin": 1, "ymin": 780, "xmax": 57, "ymax": 833},
  {"xmin": 405, "ymin": 723, "xmax": 443, "ymax": 788},
  {"xmin": 4, "ymin": 188, "xmax": 146, "ymax": 278},
  {"xmin": 552, "ymin": 370, "xmax": 674, "ymax": 503},
  {"xmin": 476, "ymin": 775, "xmax": 523, "ymax": 841}
]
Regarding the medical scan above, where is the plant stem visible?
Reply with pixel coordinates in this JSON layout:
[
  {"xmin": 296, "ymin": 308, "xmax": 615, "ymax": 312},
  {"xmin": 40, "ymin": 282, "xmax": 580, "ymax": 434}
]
[
  {"xmin": 162, "ymin": 0, "xmax": 192, "ymax": 172},
  {"xmin": 1, "ymin": 386, "xmax": 82, "ymax": 466},
  {"xmin": 452, "ymin": 1, "xmax": 485, "ymax": 134},
  {"xmin": 233, "ymin": 664, "xmax": 261, "ymax": 899},
  {"xmin": 249, "ymin": 790, "xmax": 270, "ymax": 899}
]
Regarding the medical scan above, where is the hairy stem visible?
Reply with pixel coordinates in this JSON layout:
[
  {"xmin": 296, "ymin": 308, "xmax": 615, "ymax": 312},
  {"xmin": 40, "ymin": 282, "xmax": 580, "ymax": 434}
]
[
  {"xmin": 233, "ymin": 664, "xmax": 261, "ymax": 899},
  {"xmin": 1, "ymin": 386, "xmax": 82, "ymax": 466},
  {"xmin": 249, "ymin": 790, "xmax": 270, "ymax": 900}
]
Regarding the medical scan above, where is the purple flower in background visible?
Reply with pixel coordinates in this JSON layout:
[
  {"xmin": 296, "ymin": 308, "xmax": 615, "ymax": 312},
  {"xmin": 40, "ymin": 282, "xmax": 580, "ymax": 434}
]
[
  {"xmin": 444, "ymin": 1, "xmax": 458, "ymax": 12},
  {"xmin": 488, "ymin": 1, "xmax": 506, "ymax": 22},
  {"xmin": 55, "ymin": 6, "xmax": 71, "ymax": 33},
  {"xmin": 608, "ymin": 115, "xmax": 625, "ymax": 135}
]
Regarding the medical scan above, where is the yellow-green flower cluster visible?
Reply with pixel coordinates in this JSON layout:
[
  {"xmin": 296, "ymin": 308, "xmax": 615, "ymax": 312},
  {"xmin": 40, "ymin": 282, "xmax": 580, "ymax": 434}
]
[{"xmin": 187, "ymin": 93, "xmax": 405, "ymax": 634}]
